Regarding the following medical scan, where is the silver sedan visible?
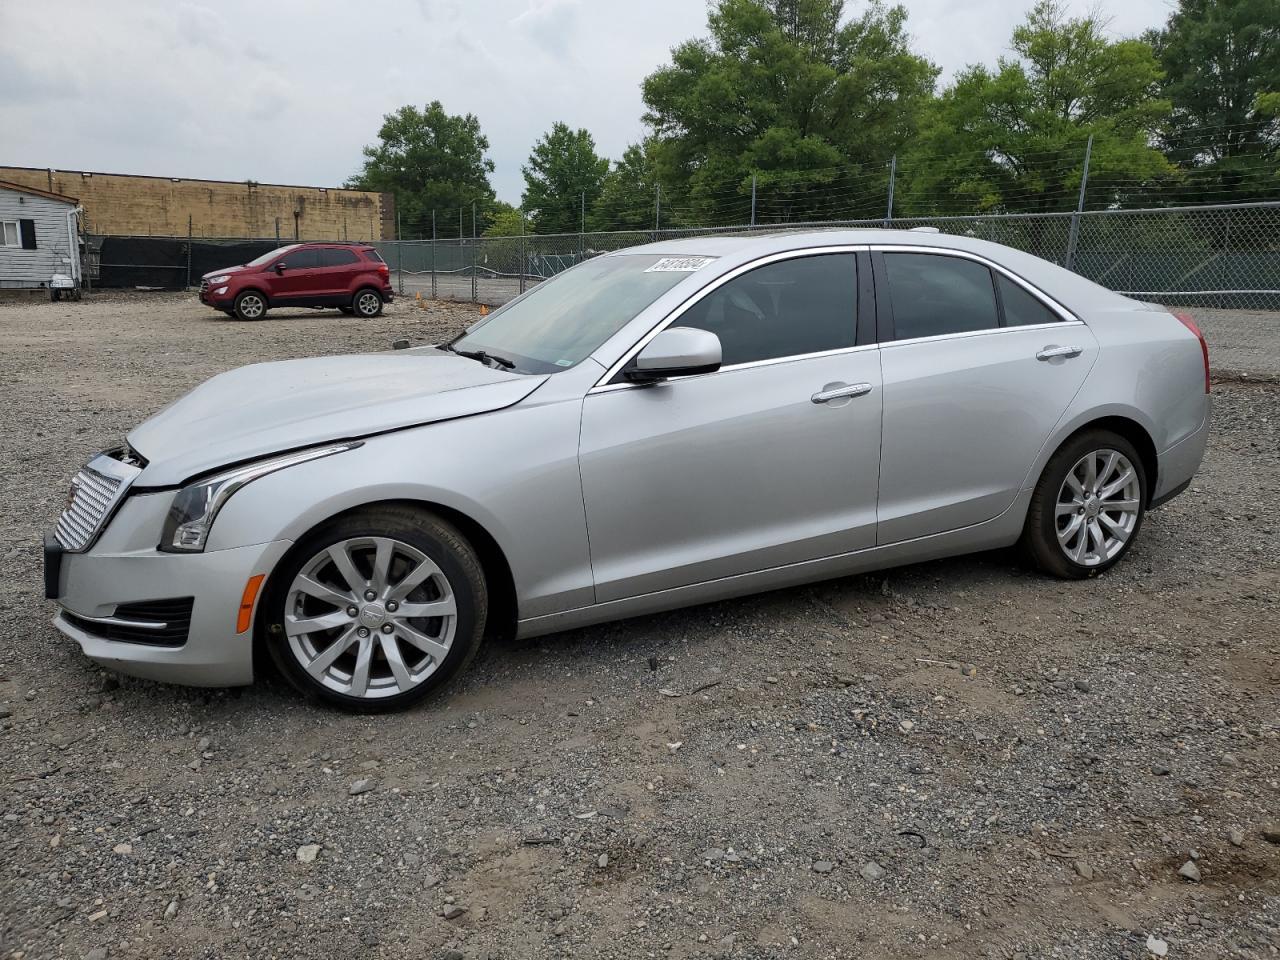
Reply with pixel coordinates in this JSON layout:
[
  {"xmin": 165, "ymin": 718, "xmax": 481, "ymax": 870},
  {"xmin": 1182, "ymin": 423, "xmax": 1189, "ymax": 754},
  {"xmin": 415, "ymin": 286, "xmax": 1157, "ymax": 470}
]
[{"xmin": 45, "ymin": 230, "xmax": 1212, "ymax": 710}]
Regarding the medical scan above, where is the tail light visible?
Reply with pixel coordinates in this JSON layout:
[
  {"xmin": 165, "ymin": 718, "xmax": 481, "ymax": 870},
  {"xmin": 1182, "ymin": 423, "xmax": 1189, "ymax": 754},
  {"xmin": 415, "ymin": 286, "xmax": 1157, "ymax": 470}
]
[
  {"xmin": 378, "ymin": 264, "xmax": 389, "ymax": 275},
  {"xmin": 1173, "ymin": 311, "xmax": 1210, "ymax": 394}
]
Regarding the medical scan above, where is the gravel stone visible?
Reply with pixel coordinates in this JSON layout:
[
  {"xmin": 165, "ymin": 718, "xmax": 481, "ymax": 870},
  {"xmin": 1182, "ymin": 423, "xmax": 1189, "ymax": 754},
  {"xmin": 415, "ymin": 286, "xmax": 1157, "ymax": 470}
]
[
  {"xmin": 859, "ymin": 861, "xmax": 886, "ymax": 882},
  {"xmin": 296, "ymin": 844, "xmax": 321, "ymax": 864}
]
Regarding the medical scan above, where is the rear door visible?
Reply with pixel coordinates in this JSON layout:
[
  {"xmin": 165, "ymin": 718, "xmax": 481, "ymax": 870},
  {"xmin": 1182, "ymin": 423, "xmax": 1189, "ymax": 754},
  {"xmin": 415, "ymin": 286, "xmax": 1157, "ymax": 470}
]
[
  {"xmin": 873, "ymin": 248, "xmax": 1098, "ymax": 544},
  {"xmin": 314, "ymin": 247, "xmax": 362, "ymax": 302}
]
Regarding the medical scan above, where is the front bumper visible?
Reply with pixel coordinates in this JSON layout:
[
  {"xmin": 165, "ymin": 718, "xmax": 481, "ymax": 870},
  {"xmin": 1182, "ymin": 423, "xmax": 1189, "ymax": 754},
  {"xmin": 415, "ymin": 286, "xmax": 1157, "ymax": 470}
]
[
  {"xmin": 198, "ymin": 288, "xmax": 235, "ymax": 310},
  {"xmin": 46, "ymin": 500, "xmax": 291, "ymax": 686}
]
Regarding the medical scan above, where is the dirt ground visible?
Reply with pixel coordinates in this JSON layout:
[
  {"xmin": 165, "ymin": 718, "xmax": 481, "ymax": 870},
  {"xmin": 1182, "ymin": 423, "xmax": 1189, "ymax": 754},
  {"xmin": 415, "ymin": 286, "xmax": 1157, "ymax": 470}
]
[{"xmin": 1, "ymin": 292, "xmax": 1277, "ymax": 960}]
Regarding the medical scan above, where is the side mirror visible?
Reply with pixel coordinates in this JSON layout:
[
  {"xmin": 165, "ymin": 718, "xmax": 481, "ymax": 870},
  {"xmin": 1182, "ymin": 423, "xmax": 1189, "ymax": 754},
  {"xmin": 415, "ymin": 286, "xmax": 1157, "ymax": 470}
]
[
  {"xmin": 626, "ymin": 327, "xmax": 722, "ymax": 383},
  {"xmin": 275, "ymin": 262, "xmax": 287, "ymax": 274}
]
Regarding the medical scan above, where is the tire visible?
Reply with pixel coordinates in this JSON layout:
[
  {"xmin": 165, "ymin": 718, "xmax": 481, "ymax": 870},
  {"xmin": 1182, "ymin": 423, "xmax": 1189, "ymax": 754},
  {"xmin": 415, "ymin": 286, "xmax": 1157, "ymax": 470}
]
[
  {"xmin": 352, "ymin": 287, "xmax": 383, "ymax": 318},
  {"xmin": 262, "ymin": 505, "xmax": 488, "ymax": 712},
  {"xmin": 233, "ymin": 290, "xmax": 268, "ymax": 321},
  {"xmin": 338, "ymin": 306, "xmax": 354, "ymax": 316},
  {"xmin": 1021, "ymin": 429, "xmax": 1147, "ymax": 579}
]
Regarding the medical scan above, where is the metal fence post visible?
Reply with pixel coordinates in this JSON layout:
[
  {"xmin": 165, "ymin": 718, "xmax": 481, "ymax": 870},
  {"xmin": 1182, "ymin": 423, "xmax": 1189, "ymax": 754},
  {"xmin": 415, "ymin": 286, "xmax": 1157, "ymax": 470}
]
[
  {"xmin": 431, "ymin": 209, "xmax": 437, "ymax": 300},
  {"xmin": 185, "ymin": 215, "xmax": 192, "ymax": 289},
  {"xmin": 750, "ymin": 174, "xmax": 757, "ymax": 229},
  {"xmin": 654, "ymin": 184, "xmax": 661, "ymax": 240},
  {"xmin": 885, "ymin": 155, "xmax": 896, "ymax": 227},
  {"xmin": 1064, "ymin": 134, "xmax": 1093, "ymax": 271},
  {"xmin": 471, "ymin": 201, "xmax": 478, "ymax": 302},
  {"xmin": 519, "ymin": 214, "xmax": 527, "ymax": 295}
]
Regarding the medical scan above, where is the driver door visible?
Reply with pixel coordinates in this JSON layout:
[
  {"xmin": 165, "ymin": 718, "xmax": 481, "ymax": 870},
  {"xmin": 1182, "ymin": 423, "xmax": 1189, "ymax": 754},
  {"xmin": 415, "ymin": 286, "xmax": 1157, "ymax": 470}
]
[
  {"xmin": 267, "ymin": 248, "xmax": 318, "ymax": 302},
  {"xmin": 578, "ymin": 252, "xmax": 882, "ymax": 603}
]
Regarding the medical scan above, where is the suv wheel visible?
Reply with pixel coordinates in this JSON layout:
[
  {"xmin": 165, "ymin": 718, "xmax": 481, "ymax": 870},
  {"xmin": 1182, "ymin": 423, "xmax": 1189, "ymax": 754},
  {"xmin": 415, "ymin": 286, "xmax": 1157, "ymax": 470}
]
[
  {"xmin": 1021, "ymin": 429, "xmax": 1147, "ymax": 579},
  {"xmin": 263, "ymin": 506, "xmax": 488, "ymax": 712},
  {"xmin": 353, "ymin": 288, "xmax": 383, "ymax": 319},
  {"xmin": 233, "ymin": 291, "xmax": 268, "ymax": 321}
]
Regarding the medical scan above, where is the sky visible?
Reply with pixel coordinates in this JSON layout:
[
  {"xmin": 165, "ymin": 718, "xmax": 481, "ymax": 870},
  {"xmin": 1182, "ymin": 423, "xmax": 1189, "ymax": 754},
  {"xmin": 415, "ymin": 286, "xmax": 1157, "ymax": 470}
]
[{"xmin": 0, "ymin": 0, "xmax": 1174, "ymax": 206}]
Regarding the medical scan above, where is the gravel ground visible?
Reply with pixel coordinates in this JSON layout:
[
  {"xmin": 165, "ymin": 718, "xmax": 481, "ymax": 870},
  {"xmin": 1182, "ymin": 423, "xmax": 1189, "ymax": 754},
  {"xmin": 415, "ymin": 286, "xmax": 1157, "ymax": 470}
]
[{"xmin": 1, "ymin": 292, "xmax": 1277, "ymax": 960}]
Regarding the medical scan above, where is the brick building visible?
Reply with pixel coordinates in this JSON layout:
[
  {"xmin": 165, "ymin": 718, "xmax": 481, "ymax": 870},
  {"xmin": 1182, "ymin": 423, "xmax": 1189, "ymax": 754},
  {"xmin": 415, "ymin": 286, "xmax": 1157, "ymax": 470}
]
[{"xmin": 0, "ymin": 166, "xmax": 395, "ymax": 241}]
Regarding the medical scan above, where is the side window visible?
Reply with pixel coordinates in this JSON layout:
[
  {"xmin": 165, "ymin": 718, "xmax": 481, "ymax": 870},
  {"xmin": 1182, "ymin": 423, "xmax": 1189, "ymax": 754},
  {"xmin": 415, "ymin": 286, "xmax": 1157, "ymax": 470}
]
[
  {"xmin": 279, "ymin": 248, "xmax": 318, "ymax": 270},
  {"xmin": 318, "ymin": 248, "xmax": 358, "ymax": 266},
  {"xmin": 674, "ymin": 254, "xmax": 857, "ymax": 366},
  {"xmin": 1, "ymin": 221, "xmax": 20, "ymax": 248},
  {"xmin": 997, "ymin": 274, "xmax": 1059, "ymax": 326},
  {"xmin": 883, "ymin": 253, "xmax": 999, "ymax": 340}
]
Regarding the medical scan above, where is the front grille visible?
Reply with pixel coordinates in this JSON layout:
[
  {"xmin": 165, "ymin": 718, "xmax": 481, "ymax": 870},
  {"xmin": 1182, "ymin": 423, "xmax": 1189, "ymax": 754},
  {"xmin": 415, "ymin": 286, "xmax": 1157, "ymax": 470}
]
[
  {"xmin": 199, "ymin": 280, "xmax": 209, "ymax": 296},
  {"xmin": 55, "ymin": 453, "xmax": 141, "ymax": 552},
  {"xmin": 63, "ymin": 597, "xmax": 193, "ymax": 647}
]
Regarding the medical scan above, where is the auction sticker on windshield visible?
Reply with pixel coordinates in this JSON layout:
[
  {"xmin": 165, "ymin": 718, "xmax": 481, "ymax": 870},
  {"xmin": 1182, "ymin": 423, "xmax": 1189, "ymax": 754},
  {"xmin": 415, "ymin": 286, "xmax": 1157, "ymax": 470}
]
[{"xmin": 645, "ymin": 256, "xmax": 716, "ymax": 272}]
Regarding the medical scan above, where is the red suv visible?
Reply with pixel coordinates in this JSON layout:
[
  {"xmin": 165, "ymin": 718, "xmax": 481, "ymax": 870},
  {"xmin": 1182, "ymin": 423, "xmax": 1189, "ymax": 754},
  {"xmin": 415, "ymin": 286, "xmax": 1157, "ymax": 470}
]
[{"xmin": 199, "ymin": 242, "xmax": 393, "ymax": 321}]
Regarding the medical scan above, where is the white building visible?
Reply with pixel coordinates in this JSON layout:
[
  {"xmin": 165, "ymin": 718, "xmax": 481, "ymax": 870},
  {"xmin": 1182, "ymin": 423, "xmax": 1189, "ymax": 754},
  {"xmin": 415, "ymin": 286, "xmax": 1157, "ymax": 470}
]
[{"xmin": 0, "ymin": 179, "xmax": 82, "ymax": 294}]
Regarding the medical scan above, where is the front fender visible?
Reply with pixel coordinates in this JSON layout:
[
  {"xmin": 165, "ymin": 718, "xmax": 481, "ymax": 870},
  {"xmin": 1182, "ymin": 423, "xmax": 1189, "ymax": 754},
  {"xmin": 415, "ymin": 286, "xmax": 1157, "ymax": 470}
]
[{"xmin": 205, "ymin": 400, "xmax": 593, "ymax": 619}]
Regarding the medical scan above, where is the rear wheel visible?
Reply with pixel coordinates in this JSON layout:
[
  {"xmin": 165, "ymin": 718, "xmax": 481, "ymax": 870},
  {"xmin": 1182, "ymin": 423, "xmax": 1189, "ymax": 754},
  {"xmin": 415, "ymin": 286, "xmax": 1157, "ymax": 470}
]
[
  {"xmin": 353, "ymin": 288, "xmax": 383, "ymax": 318},
  {"xmin": 1021, "ymin": 429, "xmax": 1147, "ymax": 579},
  {"xmin": 263, "ymin": 506, "xmax": 487, "ymax": 712},
  {"xmin": 233, "ymin": 290, "xmax": 268, "ymax": 321}
]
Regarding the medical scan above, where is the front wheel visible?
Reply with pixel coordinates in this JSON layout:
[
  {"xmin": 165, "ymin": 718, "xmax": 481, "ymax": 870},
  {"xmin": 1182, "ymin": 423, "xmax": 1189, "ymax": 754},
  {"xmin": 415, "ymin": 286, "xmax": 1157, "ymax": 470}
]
[
  {"xmin": 1021, "ymin": 429, "xmax": 1147, "ymax": 579},
  {"xmin": 352, "ymin": 288, "xmax": 383, "ymax": 318},
  {"xmin": 233, "ymin": 290, "xmax": 268, "ymax": 321},
  {"xmin": 263, "ymin": 506, "xmax": 488, "ymax": 712}
]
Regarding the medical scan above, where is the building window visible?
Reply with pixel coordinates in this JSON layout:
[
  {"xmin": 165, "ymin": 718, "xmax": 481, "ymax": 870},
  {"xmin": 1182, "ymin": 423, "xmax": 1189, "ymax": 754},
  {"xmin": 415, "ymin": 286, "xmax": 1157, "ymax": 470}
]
[{"xmin": 1, "ymin": 221, "xmax": 20, "ymax": 248}]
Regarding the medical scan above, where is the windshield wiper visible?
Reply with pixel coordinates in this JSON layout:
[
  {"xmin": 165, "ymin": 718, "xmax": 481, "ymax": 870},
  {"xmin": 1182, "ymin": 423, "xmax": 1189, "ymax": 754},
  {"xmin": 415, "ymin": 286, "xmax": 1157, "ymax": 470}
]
[{"xmin": 447, "ymin": 345, "xmax": 516, "ymax": 370}]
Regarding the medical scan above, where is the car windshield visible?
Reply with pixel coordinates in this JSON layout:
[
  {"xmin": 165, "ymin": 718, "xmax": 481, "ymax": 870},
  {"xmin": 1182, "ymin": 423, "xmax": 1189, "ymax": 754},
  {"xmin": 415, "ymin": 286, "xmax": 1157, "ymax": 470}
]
[
  {"xmin": 246, "ymin": 244, "xmax": 299, "ymax": 267},
  {"xmin": 449, "ymin": 254, "xmax": 701, "ymax": 374}
]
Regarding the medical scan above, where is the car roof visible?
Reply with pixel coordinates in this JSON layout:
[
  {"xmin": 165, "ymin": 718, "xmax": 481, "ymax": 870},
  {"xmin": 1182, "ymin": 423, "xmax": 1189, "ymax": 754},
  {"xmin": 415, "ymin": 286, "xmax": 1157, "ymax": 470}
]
[{"xmin": 609, "ymin": 228, "xmax": 1133, "ymax": 312}]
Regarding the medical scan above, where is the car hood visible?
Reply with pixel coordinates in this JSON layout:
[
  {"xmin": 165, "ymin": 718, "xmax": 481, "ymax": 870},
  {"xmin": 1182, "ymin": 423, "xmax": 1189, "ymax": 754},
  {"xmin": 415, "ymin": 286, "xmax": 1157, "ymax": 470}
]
[
  {"xmin": 129, "ymin": 348, "xmax": 546, "ymax": 486},
  {"xmin": 201, "ymin": 264, "xmax": 252, "ymax": 280}
]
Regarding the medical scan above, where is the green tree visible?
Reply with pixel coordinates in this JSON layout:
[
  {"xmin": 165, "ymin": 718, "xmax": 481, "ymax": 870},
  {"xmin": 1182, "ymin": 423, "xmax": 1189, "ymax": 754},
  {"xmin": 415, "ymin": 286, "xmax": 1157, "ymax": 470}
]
[
  {"xmin": 521, "ymin": 123, "xmax": 610, "ymax": 234},
  {"xmin": 641, "ymin": 0, "xmax": 937, "ymax": 224},
  {"xmin": 590, "ymin": 141, "xmax": 666, "ymax": 231},
  {"xmin": 482, "ymin": 205, "xmax": 525, "ymax": 238},
  {"xmin": 1148, "ymin": 0, "xmax": 1280, "ymax": 202},
  {"xmin": 347, "ymin": 102, "xmax": 495, "ymax": 238},
  {"xmin": 900, "ymin": 1, "xmax": 1173, "ymax": 215}
]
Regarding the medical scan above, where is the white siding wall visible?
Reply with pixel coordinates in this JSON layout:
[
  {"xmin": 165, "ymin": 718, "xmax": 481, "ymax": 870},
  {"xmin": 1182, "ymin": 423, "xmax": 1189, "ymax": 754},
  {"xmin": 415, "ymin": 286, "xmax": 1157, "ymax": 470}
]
[{"xmin": 0, "ymin": 188, "xmax": 78, "ymax": 288}]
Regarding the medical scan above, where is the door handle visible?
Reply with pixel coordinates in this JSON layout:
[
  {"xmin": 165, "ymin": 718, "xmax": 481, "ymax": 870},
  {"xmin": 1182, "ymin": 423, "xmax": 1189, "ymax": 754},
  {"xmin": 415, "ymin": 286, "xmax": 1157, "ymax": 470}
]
[
  {"xmin": 1036, "ymin": 345, "xmax": 1083, "ymax": 361},
  {"xmin": 811, "ymin": 382, "xmax": 873, "ymax": 404}
]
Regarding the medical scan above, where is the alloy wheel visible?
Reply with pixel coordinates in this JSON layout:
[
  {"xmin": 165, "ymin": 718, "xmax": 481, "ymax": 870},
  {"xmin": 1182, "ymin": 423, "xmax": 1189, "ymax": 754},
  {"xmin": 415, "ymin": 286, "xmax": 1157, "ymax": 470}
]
[
  {"xmin": 356, "ymin": 292, "xmax": 381, "ymax": 316},
  {"xmin": 239, "ymin": 294, "xmax": 264, "ymax": 319},
  {"xmin": 1054, "ymin": 448, "xmax": 1142, "ymax": 567},
  {"xmin": 284, "ymin": 536, "xmax": 457, "ymax": 699}
]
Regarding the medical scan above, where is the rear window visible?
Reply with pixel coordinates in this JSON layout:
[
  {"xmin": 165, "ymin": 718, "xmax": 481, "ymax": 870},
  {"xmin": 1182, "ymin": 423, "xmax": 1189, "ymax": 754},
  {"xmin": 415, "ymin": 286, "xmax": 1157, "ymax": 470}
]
[
  {"xmin": 996, "ymin": 274, "xmax": 1059, "ymax": 326},
  {"xmin": 883, "ymin": 253, "xmax": 1000, "ymax": 340},
  {"xmin": 362, "ymin": 248, "xmax": 385, "ymax": 263},
  {"xmin": 317, "ymin": 248, "xmax": 358, "ymax": 266}
]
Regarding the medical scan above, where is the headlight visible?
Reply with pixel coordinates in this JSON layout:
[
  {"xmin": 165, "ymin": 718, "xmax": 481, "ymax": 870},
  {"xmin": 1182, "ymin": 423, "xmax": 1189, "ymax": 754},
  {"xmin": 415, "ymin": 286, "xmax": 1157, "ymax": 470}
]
[
  {"xmin": 159, "ymin": 442, "xmax": 362, "ymax": 553},
  {"xmin": 207, "ymin": 274, "xmax": 232, "ymax": 285}
]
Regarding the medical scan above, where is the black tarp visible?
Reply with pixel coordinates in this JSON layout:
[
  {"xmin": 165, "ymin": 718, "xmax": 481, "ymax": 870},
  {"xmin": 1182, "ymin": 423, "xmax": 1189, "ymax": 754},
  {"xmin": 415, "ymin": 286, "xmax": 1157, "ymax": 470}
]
[{"xmin": 94, "ymin": 237, "xmax": 290, "ymax": 289}]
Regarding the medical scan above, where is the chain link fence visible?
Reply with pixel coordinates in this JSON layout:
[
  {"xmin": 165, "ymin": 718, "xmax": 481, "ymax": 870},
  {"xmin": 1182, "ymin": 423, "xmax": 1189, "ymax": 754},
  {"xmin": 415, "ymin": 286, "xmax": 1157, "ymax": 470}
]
[
  {"xmin": 374, "ymin": 201, "xmax": 1280, "ymax": 312},
  {"xmin": 84, "ymin": 201, "xmax": 1279, "ymax": 313}
]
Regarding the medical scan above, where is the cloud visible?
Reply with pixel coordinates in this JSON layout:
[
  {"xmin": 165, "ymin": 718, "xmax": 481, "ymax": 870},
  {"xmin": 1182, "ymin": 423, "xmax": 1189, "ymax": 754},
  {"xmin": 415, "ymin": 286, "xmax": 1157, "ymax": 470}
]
[{"xmin": 0, "ymin": 0, "xmax": 1174, "ymax": 206}]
